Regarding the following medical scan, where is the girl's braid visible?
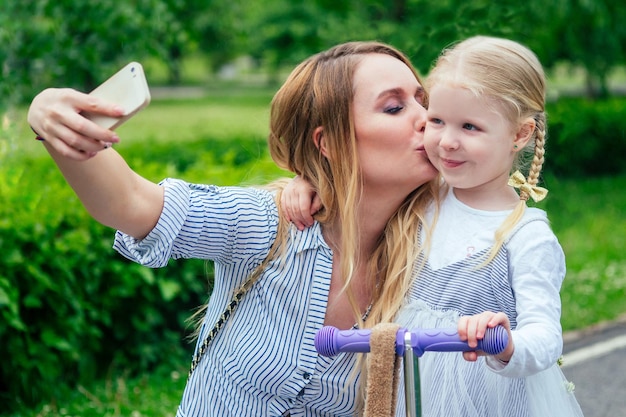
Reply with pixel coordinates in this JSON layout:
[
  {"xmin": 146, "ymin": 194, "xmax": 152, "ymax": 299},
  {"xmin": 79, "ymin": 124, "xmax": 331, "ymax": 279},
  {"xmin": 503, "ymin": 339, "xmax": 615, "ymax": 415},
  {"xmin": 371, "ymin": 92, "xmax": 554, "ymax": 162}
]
[{"xmin": 522, "ymin": 113, "xmax": 546, "ymax": 200}]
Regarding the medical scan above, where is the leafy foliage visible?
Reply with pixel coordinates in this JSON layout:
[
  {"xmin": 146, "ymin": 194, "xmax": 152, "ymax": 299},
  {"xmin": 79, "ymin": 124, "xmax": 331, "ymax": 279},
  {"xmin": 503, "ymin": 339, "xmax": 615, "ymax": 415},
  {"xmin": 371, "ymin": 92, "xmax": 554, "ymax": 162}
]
[
  {"xmin": 0, "ymin": 136, "xmax": 285, "ymax": 413},
  {"xmin": 2, "ymin": 0, "xmax": 625, "ymax": 111},
  {"xmin": 546, "ymin": 97, "xmax": 626, "ymax": 176},
  {"xmin": 547, "ymin": 0, "xmax": 626, "ymax": 97},
  {"xmin": 0, "ymin": 0, "xmax": 176, "ymax": 110}
]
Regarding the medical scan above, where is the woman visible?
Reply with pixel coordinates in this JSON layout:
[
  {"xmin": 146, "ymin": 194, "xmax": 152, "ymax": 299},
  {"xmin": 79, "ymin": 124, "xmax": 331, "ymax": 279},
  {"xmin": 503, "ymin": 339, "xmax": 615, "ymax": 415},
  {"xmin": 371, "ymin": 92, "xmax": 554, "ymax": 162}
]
[{"xmin": 28, "ymin": 42, "xmax": 439, "ymax": 416}]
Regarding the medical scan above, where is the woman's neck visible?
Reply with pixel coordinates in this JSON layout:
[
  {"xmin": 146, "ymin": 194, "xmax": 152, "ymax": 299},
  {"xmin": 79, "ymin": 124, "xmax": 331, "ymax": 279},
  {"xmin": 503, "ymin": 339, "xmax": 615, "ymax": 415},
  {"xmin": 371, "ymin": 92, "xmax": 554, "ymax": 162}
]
[
  {"xmin": 320, "ymin": 191, "xmax": 407, "ymax": 328},
  {"xmin": 323, "ymin": 191, "xmax": 405, "ymax": 257}
]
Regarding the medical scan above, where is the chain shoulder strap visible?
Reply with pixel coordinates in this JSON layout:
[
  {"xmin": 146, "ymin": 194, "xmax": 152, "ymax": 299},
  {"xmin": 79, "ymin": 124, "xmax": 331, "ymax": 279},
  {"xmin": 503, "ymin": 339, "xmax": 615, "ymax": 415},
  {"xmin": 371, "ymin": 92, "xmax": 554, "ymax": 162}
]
[
  {"xmin": 187, "ymin": 207, "xmax": 288, "ymax": 378},
  {"xmin": 188, "ymin": 276, "xmax": 257, "ymax": 377}
]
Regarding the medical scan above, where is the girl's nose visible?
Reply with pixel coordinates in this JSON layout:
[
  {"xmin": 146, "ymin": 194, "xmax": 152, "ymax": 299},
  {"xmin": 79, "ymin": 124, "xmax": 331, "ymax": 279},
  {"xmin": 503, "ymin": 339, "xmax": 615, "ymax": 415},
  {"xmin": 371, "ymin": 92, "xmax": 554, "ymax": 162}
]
[{"xmin": 439, "ymin": 128, "xmax": 459, "ymax": 150}]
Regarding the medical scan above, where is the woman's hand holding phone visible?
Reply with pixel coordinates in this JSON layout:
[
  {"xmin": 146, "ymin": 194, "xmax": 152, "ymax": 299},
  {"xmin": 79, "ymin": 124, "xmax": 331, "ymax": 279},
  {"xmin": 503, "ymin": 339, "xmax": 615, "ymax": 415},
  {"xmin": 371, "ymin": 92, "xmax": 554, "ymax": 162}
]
[{"xmin": 27, "ymin": 62, "xmax": 150, "ymax": 160}]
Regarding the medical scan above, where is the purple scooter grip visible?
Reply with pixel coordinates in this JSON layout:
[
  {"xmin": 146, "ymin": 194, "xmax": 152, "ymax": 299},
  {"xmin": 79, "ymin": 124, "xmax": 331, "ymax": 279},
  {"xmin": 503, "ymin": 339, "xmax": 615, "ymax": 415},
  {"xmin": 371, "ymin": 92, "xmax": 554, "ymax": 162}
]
[
  {"xmin": 314, "ymin": 325, "xmax": 508, "ymax": 357},
  {"xmin": 315, "ymin": 327, "xmax": 372, "ymax": 356}
]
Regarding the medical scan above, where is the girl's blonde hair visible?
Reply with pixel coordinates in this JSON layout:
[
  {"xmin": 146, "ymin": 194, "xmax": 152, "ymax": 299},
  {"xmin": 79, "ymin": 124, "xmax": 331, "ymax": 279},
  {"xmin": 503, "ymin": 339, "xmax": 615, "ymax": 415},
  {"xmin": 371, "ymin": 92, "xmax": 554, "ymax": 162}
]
[
  {"xmin": 269, "ymin": 41, "xmax": 439, "ymax": 409},
  {"xmin": 426, "ymin": 35, "xmax": 547, "ymax": 260}
]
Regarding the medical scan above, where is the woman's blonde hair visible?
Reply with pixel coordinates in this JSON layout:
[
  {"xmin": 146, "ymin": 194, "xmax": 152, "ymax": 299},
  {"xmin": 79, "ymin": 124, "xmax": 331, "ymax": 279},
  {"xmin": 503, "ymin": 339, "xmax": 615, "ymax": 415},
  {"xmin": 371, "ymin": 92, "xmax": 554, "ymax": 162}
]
[
  {"xmin": 192, "ymin": 42, "xmax": 437, "ymax": 334},
  {"xmin": 426, "ymin": 35, "xmax": 547, "ymax": 261},
  {"xmin": 269, "ymin": 41, "xmax": 439, "ymax": 409},
  {"xmin": 270, "ymin": 40, "xmax": 437, "ymax": 327}
]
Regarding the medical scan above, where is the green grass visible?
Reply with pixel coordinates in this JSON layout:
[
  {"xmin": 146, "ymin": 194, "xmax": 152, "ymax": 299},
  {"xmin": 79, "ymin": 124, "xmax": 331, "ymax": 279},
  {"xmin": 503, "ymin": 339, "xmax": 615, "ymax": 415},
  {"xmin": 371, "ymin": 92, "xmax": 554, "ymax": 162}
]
[
  {"xmin": 542, "ymin": 174, "xmax": 626, "ymax": 330},
  {"xmin": 124, "ymin": 98, "xmax": 269, "ymax": 144},
  {"xmin": 10, "ymin": 364, "xmax": 188, "ymax": 417},
  {"xmin": 5, "ymin": 91, "xmax": 626, "ymax": 417},
  {"xmin": 10, "ymin": 89, "xmax": 273, "ymax": 154}
]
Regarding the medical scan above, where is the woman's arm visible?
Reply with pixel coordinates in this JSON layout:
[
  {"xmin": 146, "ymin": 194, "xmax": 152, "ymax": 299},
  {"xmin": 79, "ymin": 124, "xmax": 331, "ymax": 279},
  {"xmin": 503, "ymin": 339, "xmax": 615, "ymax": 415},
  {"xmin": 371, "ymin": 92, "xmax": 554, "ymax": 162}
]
[{"xmin": 28, "ymin": 88, "xmax": 163, "ymax": 239}]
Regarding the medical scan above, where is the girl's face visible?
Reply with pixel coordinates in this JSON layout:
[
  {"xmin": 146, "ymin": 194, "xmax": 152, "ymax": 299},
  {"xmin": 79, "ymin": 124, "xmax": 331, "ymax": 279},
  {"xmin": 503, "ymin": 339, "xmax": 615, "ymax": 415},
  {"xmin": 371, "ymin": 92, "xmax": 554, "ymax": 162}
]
[
  {"xmin": 424, "ymin": 84, "xmax": 518, "ymax": 206},
  {"xmin": 352, "ymin": 54, "xmax": 437, "ymax": 197}
]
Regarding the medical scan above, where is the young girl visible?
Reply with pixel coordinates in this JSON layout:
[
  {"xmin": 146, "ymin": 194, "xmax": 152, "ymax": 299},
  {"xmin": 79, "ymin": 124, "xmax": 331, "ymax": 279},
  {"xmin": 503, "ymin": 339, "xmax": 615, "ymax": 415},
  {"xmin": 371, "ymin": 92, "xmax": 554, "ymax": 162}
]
[{"xmin": 283, "ymin": 36, "xmax": 584, "ymax": 416}]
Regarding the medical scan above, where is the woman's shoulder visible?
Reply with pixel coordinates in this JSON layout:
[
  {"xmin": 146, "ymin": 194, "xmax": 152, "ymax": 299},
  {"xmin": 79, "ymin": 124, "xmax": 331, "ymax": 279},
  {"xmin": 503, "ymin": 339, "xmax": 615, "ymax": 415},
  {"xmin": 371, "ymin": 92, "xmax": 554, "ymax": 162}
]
[{"xmin": 160, "ymin": 178, "xmax": 277, "ymax": 207}]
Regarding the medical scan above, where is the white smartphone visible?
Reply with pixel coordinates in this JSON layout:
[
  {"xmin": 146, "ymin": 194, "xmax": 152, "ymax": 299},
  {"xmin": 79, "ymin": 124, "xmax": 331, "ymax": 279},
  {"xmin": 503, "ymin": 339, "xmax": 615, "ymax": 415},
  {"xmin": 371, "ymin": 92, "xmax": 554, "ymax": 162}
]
[{"xmin": 82, "ymin": 62, "xmax": 151, "ymax": 130}]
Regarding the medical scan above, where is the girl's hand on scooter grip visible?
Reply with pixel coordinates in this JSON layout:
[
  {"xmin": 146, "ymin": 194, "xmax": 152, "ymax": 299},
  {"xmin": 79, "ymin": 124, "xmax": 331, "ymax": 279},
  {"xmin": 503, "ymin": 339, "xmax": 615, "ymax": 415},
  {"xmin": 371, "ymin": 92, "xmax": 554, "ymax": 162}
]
[{"xmin": 458, "ymin": 311, "xmax": 514, "ymax": 363}]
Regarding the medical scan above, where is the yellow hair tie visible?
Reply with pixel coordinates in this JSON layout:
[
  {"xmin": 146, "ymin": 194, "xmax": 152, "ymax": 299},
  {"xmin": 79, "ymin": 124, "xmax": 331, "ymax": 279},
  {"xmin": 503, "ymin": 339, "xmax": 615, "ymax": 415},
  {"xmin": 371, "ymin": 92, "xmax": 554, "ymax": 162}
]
[{"xmin": 508, "ymin": 171, "xmax": 548, "ymax": 202}]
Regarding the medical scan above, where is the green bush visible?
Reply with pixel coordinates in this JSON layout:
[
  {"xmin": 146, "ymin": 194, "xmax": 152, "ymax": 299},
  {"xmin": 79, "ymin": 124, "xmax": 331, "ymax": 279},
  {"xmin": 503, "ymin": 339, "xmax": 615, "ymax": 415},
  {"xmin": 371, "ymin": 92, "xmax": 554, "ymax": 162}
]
[
  {"xmin": 546, "ymin": 97, "xmax": 626, "ymax": 177},
  {"xmin": 0, "ymin": 136, "xmax": 286, "ymax": 412}
]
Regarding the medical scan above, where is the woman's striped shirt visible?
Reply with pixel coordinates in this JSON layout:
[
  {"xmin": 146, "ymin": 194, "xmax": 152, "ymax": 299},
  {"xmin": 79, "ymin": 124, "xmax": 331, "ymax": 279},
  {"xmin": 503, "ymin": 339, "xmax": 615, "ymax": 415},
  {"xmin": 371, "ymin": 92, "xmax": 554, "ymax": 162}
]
[{"xmin": 113, "ymin": 178, "xmax": 358, "ymax": 416}]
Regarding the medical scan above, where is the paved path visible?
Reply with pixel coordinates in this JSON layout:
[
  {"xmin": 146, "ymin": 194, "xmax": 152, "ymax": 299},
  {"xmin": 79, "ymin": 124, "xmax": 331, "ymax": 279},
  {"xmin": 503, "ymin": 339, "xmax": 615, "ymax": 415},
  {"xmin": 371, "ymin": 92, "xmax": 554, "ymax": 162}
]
[{"xmin": 561, "ymin": 316, "xmax": 626, "ymax": 417}]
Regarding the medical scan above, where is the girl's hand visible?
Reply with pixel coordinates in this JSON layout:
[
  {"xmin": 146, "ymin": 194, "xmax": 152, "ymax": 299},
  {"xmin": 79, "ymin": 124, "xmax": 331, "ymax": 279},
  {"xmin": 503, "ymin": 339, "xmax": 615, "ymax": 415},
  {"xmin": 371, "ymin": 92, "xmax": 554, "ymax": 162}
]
[
  {"xmin": 458, "ymin": 311, "xmax": 514, "ymax": 364},
  {"xmin": 27, "ymin": 88, "xmax": 124, "ymax": 160},
  {"xmin": 280, "ymin": 176, "xmax": 322, "ymax": 230}
]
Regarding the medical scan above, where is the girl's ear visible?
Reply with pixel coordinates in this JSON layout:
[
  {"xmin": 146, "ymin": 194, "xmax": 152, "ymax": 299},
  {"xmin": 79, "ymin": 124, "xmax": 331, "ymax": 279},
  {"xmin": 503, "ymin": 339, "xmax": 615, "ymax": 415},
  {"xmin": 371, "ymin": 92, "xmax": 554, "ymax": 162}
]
[
  {"xmin": 313, "ymin": 126, "xmax": 329, "ymax": 158},
  {"xmin": 513, "ymin": 118, "xmax": 536, "ymax": 151}
]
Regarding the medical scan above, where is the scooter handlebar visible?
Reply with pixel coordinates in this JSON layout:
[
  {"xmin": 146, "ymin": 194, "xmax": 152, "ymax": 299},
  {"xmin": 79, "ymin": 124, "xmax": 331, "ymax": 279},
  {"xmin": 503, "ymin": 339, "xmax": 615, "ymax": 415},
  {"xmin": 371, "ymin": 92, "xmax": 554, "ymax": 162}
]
[{"xmin": 315, "ymin": 325, "xmax": 508, "ymax": 357}]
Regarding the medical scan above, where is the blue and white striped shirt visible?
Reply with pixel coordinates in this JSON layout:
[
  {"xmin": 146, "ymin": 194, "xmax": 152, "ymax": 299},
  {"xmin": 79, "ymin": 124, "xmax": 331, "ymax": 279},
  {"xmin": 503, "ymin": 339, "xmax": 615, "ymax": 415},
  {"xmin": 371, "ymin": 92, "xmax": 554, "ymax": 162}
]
[{"xmin": 113, "ymin": 178, "xmax": 358, "ymax": 416}]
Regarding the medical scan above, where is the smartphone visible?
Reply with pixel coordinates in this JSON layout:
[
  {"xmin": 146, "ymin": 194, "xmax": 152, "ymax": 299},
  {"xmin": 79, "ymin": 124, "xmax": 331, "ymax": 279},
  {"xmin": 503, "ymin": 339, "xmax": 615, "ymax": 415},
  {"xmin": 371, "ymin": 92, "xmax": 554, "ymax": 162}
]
[{"xmin": 82, "ymin": 62, "xmax": 151, "ymax": 130}]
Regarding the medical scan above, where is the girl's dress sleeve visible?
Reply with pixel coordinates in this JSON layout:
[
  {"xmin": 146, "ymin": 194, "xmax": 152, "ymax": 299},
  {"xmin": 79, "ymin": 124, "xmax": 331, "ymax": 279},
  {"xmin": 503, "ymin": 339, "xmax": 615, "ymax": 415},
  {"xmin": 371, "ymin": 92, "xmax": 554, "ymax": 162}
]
[{"xmin": 485, "ymin": 217, "xmax": 565, "ymax": 377}]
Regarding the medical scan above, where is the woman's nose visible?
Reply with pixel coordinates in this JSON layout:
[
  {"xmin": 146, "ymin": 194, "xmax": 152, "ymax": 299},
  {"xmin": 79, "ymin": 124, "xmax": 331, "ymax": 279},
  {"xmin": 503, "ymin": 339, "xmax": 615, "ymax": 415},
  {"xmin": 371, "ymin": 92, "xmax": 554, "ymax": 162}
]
[{"xmin": 414, "ymin": 105, "xmax": 427, "ymax": 132}]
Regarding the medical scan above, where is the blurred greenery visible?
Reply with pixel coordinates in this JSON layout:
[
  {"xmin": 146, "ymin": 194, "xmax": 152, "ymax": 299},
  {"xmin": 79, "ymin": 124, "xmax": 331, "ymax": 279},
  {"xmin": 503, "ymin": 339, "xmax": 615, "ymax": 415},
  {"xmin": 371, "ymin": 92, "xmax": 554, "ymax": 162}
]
[
  {"xmin": 1, "ymin": 0, "xmax": 625, "ymax": 112},
  {"xmin": 1, "ymin": 0, "xmax": 626, "ymax": 414},
  {"xmin": 544, "ymin": 174, "xmax": 626, "ymax": 330},
  {"xmin": 0, "ymin": 93, "xmax": 288, "ymax": 415},
  {"xmin": 3, "ymin": 91, "xmax": 626, "ymax": 417},
  {"xmin": 5, "ymin": 363, "xmax": 187, "ymax": 417}
]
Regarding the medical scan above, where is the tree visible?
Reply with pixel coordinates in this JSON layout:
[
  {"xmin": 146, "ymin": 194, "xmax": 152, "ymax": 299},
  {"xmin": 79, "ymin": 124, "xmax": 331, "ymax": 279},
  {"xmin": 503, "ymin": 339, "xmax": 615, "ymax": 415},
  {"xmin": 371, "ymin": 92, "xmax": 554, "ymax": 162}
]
[
  {"xmin": 3, "ymin": 0, "xmax": 624, "ymax": 102},
  {"xmin": 550, "ymin": 0, "xmax": 626, "ymax": 98},
  {"xmin": 157, "ymin": 0, "xmax": 246, "ymax": 84},
  {"xmin": 0, "ymin": 0, "xmax": 177, "ymax": 105},
  {"xmin": 242, "ymin": 1, "xmax": 328, "ymax": 84}
]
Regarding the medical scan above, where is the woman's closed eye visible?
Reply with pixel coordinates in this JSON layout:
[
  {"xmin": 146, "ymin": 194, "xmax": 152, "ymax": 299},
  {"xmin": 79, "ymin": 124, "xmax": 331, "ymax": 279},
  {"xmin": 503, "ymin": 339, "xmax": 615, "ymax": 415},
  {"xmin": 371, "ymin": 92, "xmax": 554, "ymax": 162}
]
[{"xmin": 384, "ymin": 105, "xmax": 404, "ymax": 114}]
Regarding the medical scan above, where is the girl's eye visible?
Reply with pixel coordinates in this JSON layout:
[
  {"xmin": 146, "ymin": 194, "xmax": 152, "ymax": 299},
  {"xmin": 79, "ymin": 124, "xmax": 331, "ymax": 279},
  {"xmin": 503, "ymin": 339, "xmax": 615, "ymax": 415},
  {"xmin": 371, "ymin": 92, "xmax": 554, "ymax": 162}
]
[
  {"xmin": 463, "ymin": 123, "xmax": 478, "ymax": 131},
  {"xmin": 384, "ymin": 105, "xmax": 404, "ymax": 114},
  {"xmin": 429, "ymin": 118, "xmax": 443, "ymax": 125}
]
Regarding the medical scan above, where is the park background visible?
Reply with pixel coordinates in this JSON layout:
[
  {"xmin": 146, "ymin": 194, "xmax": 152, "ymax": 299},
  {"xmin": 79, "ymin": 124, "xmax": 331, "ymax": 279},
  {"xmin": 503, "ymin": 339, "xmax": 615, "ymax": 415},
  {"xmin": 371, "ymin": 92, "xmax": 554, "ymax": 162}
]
[{"xmin": 1, "ymin": 1, "xmax": 625, "ymax": 416}]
